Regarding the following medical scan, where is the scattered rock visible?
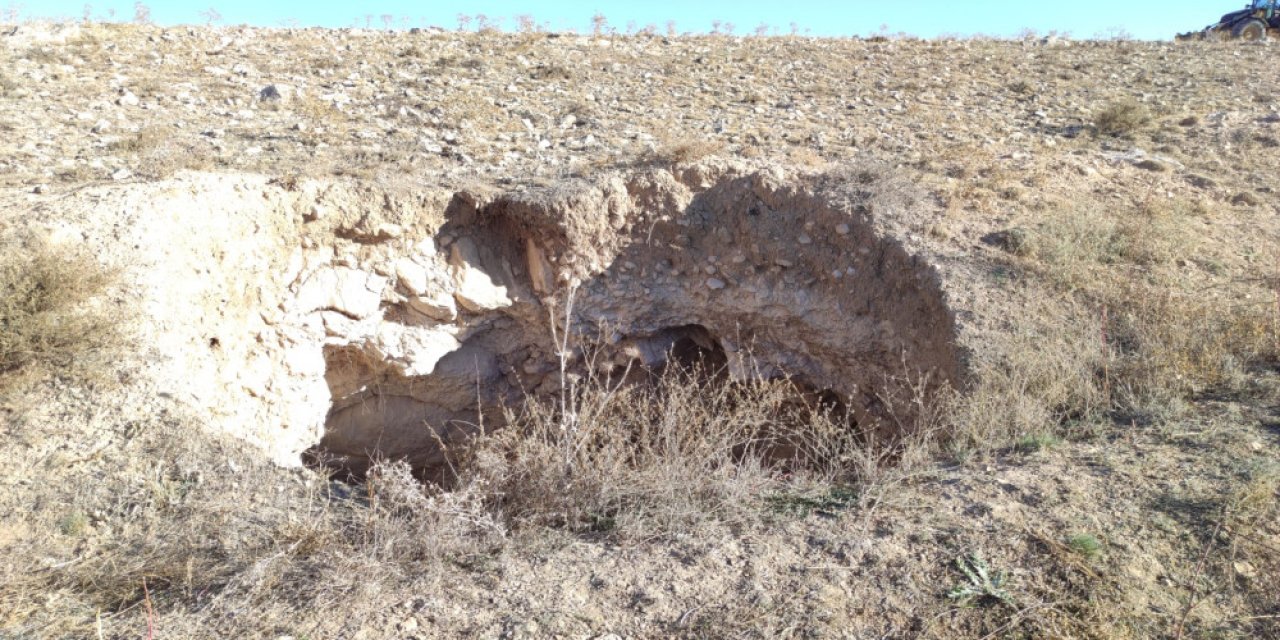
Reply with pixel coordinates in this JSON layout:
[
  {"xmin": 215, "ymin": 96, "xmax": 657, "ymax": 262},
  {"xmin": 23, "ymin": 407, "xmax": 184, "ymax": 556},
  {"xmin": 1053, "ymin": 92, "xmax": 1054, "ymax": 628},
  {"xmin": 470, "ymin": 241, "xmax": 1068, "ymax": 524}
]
[
  {"xmin": 1185, "ymin": 174, "xmax": 1217, "ymax": 189},
  {"xmin": 408, "ymin": 292, "xmax": 458, "ymax": 322},
  {"xmin": 1232, "ymin": 191, "xmax": 1263, "ymax": 206},
  {"xmin": 705, "ymin": 277, "xmax": 726, "ymax": 290},
  {"xmin": 1134, "ymin": 158, "xmax": 1169, "ymax": 172},
  {"xmin": 982, "ymin": 228, "xmax": 1031, "ymax": 256},
  {"xmin": 259, "ymin": 83, "xmax": 292, "ymax": 102}
]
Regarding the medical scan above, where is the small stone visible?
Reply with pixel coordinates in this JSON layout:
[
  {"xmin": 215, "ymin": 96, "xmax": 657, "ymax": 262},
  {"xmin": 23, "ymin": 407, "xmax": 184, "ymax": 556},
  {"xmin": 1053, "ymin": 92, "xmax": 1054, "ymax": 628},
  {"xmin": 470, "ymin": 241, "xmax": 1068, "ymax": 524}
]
[
  {"xmin": 409, "ymin": 293, "xmax": 458, "ymax": 322},
  {"xmin": 706, "ymin": 277, "xmax": 726, "ymax": 290},
  {"xmin": 259, "ymin": 83, "xmax": 295, "ymax": 103},
  {"xmin": 1185, "ymin": 174, "xmax": 1217, "ymax": 189},
  {"xmin": 90, "ymin": 119, "xmax": 111, "ymax": 134},
  {"xmin": 32, "ymin": 184, "xmax": 47, "ymax": 194},
  {"xmin": 1134, "ymin": 158, "xmax": 1169, "ymax": 172},
  {"xmin": 395, "ymin": 259, "xmax": 431, "ymax": 295},
  {"xmin": 1232, "ymin": 191, "xmax": 1262, "ymax": 206},
  {"xmin": 835, "ymin": 223, "xmax": 850, "ymax": 235},
  {"xmin": 110, "ymin": 168, "xmax": 132, "ymax": 181},
  {"xmin": 117, "ymin": 91, "xmax": 139, "ymax": 106},
  {"xmin": 798, "ymin": 233, "xmax": 812, "ymax": 244},
  {"xmin": 1234, "ymin": 561, "xmax": 1257, "ymax": 579}
]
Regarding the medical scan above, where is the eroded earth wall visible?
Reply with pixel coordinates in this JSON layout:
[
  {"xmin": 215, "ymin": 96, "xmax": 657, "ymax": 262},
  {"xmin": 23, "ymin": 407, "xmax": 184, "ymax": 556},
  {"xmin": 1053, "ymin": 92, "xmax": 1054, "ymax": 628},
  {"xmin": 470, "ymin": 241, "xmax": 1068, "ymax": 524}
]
[{"xmin": 8, "ymin": 161, "xmax": 969, "ymax": 474}]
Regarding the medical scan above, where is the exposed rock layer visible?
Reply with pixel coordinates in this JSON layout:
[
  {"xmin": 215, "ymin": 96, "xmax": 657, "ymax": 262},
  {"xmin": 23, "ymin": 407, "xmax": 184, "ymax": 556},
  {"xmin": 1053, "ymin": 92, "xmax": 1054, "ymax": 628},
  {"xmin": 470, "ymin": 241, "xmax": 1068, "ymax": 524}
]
[{"xmin": 6, "ymin": 161, "xmax": 974, "ymax": 473}]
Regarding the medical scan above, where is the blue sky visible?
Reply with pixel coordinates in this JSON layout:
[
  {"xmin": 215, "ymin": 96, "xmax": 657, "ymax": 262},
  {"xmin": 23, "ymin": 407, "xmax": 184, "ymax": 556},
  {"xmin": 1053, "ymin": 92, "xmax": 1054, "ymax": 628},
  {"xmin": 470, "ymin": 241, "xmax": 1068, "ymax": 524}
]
[{"xmin": 11, "ymin": 1, "xmax": 1249, "ymax": 40}]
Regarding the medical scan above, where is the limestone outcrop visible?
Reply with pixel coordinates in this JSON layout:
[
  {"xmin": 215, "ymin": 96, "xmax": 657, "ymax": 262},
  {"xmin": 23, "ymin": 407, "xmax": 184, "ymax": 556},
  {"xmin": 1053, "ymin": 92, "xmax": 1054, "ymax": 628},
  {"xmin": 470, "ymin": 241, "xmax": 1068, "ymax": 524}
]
[{"xmin": 6, "ymin": 161, "xmax": 975, "ymax": 475}]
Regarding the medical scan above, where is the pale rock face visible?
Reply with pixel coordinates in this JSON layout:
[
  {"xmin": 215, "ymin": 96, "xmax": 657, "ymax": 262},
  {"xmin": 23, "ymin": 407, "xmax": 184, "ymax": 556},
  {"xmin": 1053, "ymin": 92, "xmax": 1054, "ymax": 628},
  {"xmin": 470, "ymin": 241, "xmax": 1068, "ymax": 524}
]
[
  {"xmin": 332, "ymin": 268, "xmax": 388, "ymax": 318},
  {"xmin": 408, "ymin": 291, "xmax": 458, "ymax": 321},
  {"xmin": 395, "ymin": 258, "xmax": 430, "ymax": 296},
  {"xmin": 295, "ymin": 267, "xmax": 387, "ymax": 319},
  {"xmin": 452, "ymin": 265, "xmax": 512, "ymax": 312},
  {"xmin": 20, "ymin": 163, "xmax": 971, "ymax": 474},
  {"xmin": 368, "ymin": 323, "xmax": 461, "ymax": 377},
  {"xmin": 448, "ymin": 239, "xmax": 512, "ymax": 312}
]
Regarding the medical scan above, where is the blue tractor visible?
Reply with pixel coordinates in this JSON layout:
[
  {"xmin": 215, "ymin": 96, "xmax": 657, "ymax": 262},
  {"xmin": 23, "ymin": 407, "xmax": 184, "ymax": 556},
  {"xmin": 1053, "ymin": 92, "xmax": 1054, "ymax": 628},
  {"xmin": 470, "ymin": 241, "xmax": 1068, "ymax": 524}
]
[{"xmin": 1182, "ymin": 0, "xmax": 1280, "ymax": 40}]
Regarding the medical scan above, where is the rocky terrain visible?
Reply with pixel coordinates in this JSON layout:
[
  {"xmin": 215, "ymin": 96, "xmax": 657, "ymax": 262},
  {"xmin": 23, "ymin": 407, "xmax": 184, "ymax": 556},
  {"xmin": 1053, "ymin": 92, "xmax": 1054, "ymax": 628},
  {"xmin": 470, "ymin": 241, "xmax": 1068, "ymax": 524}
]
[{"xmin": 1, "ymin": 20, "xmax": 1279, "ymax": 640}]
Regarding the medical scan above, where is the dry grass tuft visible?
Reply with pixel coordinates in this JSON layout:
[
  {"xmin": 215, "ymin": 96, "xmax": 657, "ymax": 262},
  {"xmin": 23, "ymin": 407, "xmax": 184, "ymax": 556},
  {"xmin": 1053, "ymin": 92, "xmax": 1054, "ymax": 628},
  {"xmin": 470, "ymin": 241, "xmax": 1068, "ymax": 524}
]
[
  {"xmin": 0, "ymin": 242, "xmax": 120, "ymax": 392},
  {"xmin": 0, "ymin": 70, "xmax": 16, "ymax": 97},
  {"xmin": 1093, "ymin": 99, "xmax": 1153, "ymax": 138},
  {"xmin": 455, "ymin": 368, "xmax": 850, "ymax": 537},
  {"xmin": 650, "ymin": 138, "xmax": 725, "ymax": 166}
]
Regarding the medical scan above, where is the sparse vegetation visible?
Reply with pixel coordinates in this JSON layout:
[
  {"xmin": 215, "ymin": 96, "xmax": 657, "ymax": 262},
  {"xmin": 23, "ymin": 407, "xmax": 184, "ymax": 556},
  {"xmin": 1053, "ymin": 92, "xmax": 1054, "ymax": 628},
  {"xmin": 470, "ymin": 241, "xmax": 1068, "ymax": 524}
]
[
  {"xmin": 1067, "ymin": 533, "xmax": 1102, "ymax": 559},
  {"xmin": 0, "ymin": 243, "xmax": 120, "ymax": 392},
  {"xmin": 1093, "ymin": 98, "xmax": 1153, "ymax": 137},
  {"xmin": 1016, "ymin": 432, "xmax": 1062, "ymax": 453},
  {"xmin": 947, "ymin": 554, "xmax": 1015, "ymax": 607},
  {"xmin": 649, "ymin": 139, "xmax": 725, "ymax": 166},
  {"xmin": 1, "ymin": 21, "xmax": 1279, "ymax": 640}
]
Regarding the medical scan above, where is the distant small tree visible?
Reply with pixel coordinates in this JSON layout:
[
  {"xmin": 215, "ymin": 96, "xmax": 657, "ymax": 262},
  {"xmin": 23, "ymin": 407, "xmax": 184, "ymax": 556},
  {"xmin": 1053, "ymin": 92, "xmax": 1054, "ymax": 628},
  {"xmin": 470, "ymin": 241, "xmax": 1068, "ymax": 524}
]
[
  {"xmin": 475, "ymin": 13, "xmax": 499, "ymax": 32},
  {"xmin": 754, "ymin": 22, "xmax": 769, "ymax": 37},
  {"xmin": 591, "ymin": 12, "xmax": 607, "ymax": 36},
  {"xmin": 456, "ymin": 14, "xmax": 471, "ymax": 31},
  {"xmin": 198, "ymin": 7, "xmax": 221, "ymax": 25},
  {"xmin": 666, "ymin": 20, "xmax": 677, "ymax": 37},
  {"xmin": 1095, "ymin": 26, "xmax": 1133, "ymax": 41},
  {"xmin": 82, "ymin": 3, "xmax": 92, "ymax": 23},
  {"xmin": 516, "ymin": 14, "xmax": 536, "ymax": 33},
  {"xmin": 132, "ymin": 1, "xmax": 150, "ymax": 23}
]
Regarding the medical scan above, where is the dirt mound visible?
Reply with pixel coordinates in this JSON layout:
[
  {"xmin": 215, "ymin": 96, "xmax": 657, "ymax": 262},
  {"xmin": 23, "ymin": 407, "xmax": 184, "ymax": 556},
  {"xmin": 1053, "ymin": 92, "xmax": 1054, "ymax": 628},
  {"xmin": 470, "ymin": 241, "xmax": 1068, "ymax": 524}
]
[
  {"xmin": 318, "ymin": 161, "xmax": 966, "ymax": 475},
  {"xmin": 2, "ymin": 160, "xmax": 976, "ymax": 476}
]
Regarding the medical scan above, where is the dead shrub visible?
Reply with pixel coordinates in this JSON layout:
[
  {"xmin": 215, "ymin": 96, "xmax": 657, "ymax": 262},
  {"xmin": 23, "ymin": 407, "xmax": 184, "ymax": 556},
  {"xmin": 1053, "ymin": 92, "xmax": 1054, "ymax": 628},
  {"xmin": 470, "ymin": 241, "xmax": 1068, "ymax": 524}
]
[
  {"xmin": 1022, "ymin": 201, "xmax": 1199, "ymax": 289},
  {"xmin": 949, "ymin": 195, "xmax": 1278, "ymax": 458},
  {"xmin": 0, "ymin": 243, "xmax": 120, "ymax": 392},
  {"xmin": 1105, "ymin": 282, "xmax": 1273, "ymax": 406},
  {"xmin": 108, "ymin": 126, "xmax": 168, "ymax": 155},
  {"xmin": 0, "ymin": 70, "xmax": 16, "ymax": 96},
  {"xmin": 995, "ymin": 199, "xmax": 1278, "ymax": 430},
  {"xmin": 1093, "ymin": 98, "xmax": 1152, "ymax": 137},
  {"xmin": 650, "ymin": 138, "xmax": 725, "ymax": 166},
  {"xmin": 947, "ymin": 297, "xmax": 1107, "ymax": 458},
  {"xmin": 457, "ymin": 365, "xmax": 862, "ymax": 538}
]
